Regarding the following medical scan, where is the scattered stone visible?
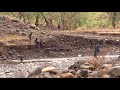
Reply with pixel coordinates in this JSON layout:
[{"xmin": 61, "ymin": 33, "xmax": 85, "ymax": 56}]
[
  {"xmin": 101, "ymin": 64, "xmax": 112, "ymax": 69},
  {"xmin": 59, "ymin": 72, "xmax": 74, "ymax": 78},
  {"xmin": 68, "ymin": 60, "xmax": 85, "ymax": 70},
  {"xmin": 35, "ymin": 55, "xmax": 38, "ymax": 58},
  {"xmin": 80, "ymin": 69, "xmax": 88, "ymax": 78},
  {"xmin": 3, "ymin": 57, "xmax": 7, "ymax": 60},
  {"xmin": 80, "ymin": 64, "xmax": 94, "ymax": 70},
  {"xmin": 85, "ymin": 62, "xmax": 90, "ymax": 65},
  {"xmin": 102, "ymin": 74, "xmax": 110, "ymax": 78},
  {"xmin": 97, "ymin": 69, "xmax": 108, "ymax": 77},
  {"xmin": 41, "ymin": 72, "xmax": 52, "ymax": 78},
  {"xmin": 61, "ymin": 68, "xmax": 69, "ymax": 73},
  {"xmin": 69, "ymin": 70, "xmax": 76, "ymax": 75},
  {"xmin": 89, "ymin": 71, "xmax": 98, "ymax": 77},
  {"xmin": 76, "ymin": 70, "xmax": 82, "ymax": 78},
  {"xmin": 107, "ymin": 66, "xmax": 120, "ymax": 78},
  {"xmin": 114, "ymin": 64, "xmax": 119, "ymax": 66}
]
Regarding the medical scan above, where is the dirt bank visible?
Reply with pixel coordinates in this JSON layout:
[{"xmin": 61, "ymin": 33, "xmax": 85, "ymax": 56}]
[{"xmin": 0, "ymin": 34, "xmax": 120, "ymax": 60}]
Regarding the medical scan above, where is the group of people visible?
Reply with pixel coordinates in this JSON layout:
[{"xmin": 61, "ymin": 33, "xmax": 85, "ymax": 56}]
[{"xmin": 28, "ymin": 32, "xmax": 101, "ymax": 58}]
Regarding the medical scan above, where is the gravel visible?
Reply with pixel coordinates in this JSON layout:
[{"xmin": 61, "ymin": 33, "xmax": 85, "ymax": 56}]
[{"xmin": 0, "ymin": 54, "xmax": 119, "ymax": 78}]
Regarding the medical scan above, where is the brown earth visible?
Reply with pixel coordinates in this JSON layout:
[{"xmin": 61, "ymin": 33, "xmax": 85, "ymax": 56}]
[{"xmin": 0, "ymin": 16, "xmax": 120, "ymax": 61}]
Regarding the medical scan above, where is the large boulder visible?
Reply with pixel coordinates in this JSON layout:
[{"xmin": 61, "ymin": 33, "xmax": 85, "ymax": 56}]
[
  {"xmin": 80, "ymin": 69, "xmax": 88, "ymax": 78},
  {"xmin": 107, "ymin": 66, "xmax": 120, "ymax": 78},
  {"xmin": 42, "ymin": 66, "xmax": 57, "ymax": 74},
  {"xmin": 28, "ymin": 66, "xmax": 42, "ymax": 77}
]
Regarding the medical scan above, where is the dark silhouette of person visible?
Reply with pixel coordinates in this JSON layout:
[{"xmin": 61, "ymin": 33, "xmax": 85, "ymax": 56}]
[
  {"xmin": 28, "ymin": 32, "xmax": 32, "ymax": 43},
  {"xmin": 35, "ymin": 38, "xmax": 39, "ymax": 47},
  {"xmin": 94, "ymin": 42, "xmax": 100, "ymax": 58},
  {"xmin": 39, "ymin": 39, "xmax": 43, "ymax": 49},
  {"xmin": 58, "ymin": 24, "xmax": 61, "ymax": 30}
]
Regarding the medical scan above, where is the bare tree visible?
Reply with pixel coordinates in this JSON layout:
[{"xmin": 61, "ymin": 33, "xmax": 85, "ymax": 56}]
[{"xmin": 107, "ymin": 12, "xmax": 118, "ymax": 28}]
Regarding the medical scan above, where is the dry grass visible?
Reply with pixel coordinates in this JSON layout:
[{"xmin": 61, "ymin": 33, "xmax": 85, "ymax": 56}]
[
  {"xmin": 88, "ymin": 56, "xmax": 105, "ymax": 70},
  {"xmin": 51, "ymin": 28, "xmax": 120, "ymax": 35},
  {"xmin": 0, "ymin": 35, "xmax": 29, "ymax": 45},
  {"xmin": 0, "ymin": 60, "xmax": 20, "ymax": 64}
]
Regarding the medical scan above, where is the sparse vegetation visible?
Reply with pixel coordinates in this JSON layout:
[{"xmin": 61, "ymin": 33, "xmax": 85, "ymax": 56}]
[{"xmin": 0, "ymin": 12, "xmax": 120, "ymax": 78}]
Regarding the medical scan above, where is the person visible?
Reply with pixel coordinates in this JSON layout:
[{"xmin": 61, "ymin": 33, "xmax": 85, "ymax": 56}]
[
  {"xmin": 35, "ymin": 38, "xmax": 39, "ymax": 46},
  {"xmin": 94, "ymin": 42, "xmax": 100, "ymax": 58},
  {"xmin": 28, "ymin": 32, "xmax": 32, "ymax": 43},
  {"xmin": 39, "ymin": 39, "xmax": 43, "ymax": 49},
  {"xmin": 58, "ymin": 24, "xmax": 61, "ymax": 30}
]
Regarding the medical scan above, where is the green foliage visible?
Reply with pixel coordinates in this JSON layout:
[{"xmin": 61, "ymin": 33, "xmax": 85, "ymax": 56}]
[
  {"xmin": 78, "ymin": 12, "xmax": 110, "ymax": 28},
  {"xmin": 0, "ymin": 12, "xmax": 120, "ymax": 29}
]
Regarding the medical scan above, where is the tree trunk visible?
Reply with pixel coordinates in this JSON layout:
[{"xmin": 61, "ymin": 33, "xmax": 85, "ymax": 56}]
[
  {"xmin": 41, "ymin": 13, "xmax": 50, "ymax": 27},
  {"xmin": 23, "ymin": 16, "xmax": 26, "ymax": 23},
  {"xmin": 27, "ymin": 14, "xmax": 30, "ymax": 24},
  {"xmin": 18, "ymin": 12, "xmax": 22, "ymax": 20},
  {"xmin": 112, "ymin": 12, "xmax": 117, "ymax": 28},
  {"xmin": 35, "ymin": 15, "xmax": 39, "ymax": 27},
  {"xmin": 62, "ymin": 19, "xmax": 65, "ymax": 30}
]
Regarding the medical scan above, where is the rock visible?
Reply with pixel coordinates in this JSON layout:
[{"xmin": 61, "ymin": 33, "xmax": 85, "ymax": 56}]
[
  {"xmin": 50, "ymin": 74, "xmax": 60, "ymax": 78},
  {"xmin": 41, "ymin": 72, "xmax": 52, "ymax": 78},
  {"xmin": 80, "ymin": 69, "xmax": 88, "ymax": 78},
  {"xmin": 61, "ymin": 68, "xmax": 69, "ymax": 73},
  {"xmin": 59, "ymin": 73, "xmax": 74, "ymax": 78},
  {"xmin": 42, "ymin": 66, "xmax": 57, "ymax": 74},
  {"xmin": 87, "ymin": 70, "xmax": 92, "ymax": 73},
  {"xmin": 0, "ymin": 75, "xmax": 6, "ymax": 78},
  {"xmin": 114, "ymin": 64, "xmax": 119, "ymax": 66},
  {"xmin": 0, "ymin": 72, "xmax": 5, "ymax": 75},
  {"xmin": 69, "ymin": 70, "xmax": 76, "ymax": 75},
  {"xmin": 89, "ymin": 71, "xmax": 98, "ymax": 77},
  {"xmin": 85, "ymin": 62, "xmax": 90, "ymax": 65},
  {"xmin": 7, "ymin": 25, "xmax": 10, "ymax": 28},
  {"xmin": 102, "ymin": 74, "xmax": 110, "ymax": 78},
  {"xmin": 97, "ymin": 69, "xmax": 108, "ymax": 77},
  {"xmin": 22, "ymin": 33, "xmax": 26, "ymax": 36},
  {"xmin": 5, "ymin": 70, "xmax": 10, "ymax": 73},
  {"xmin": 3, "ymin": 57, "xmax": 7, "ymax": 60},
  {"xmin": 107, "ymin": 66, "xmax": 120, "ymax": 78},
  {"xmin": 78, "ymin": 54, "xmax": 82, "ymax": 57},
  {"xmin": 101, "ymin": 64, "xmax": 112, "ymax": 69},
  {"xmin": 76, "ymin": 70, "xmax": 82, "ymax": 78},
  {"xmin": 80, "ymin": 64, "xmax": 94, "ymax": 70},
  {"xmin": 28, "ymin": 66, "xmax": 42, "ymax": 77},
  {"xmin": 16, "ymin": 29, "xmax": 20, "ymax": 33},
  {"xmin": 68, "ymin": 60, "xmax": 85, "ymax": 70},
  {"xmin": 0, "ymin": 40, "xmax": 6, "ymax": 46},
  {"xmin": 35, "ymin": 55, "xmax": 37, "ymax": 58},
  {"xmin": 8, "ymin": 51, "xmax": 13, "ymax": 55}
]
